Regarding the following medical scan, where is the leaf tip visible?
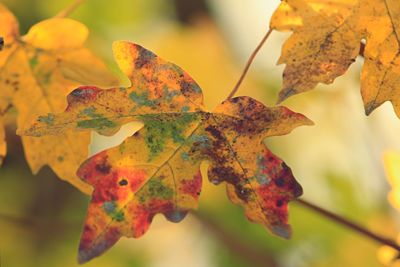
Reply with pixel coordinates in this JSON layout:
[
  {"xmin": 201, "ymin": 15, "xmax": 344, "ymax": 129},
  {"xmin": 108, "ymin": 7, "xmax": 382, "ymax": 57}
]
[
  {"xmin": 364, "ymin": 103, "xmax": 376, "ymax": 116},
  {"xmin": 15, "ymin": 127, "xmax": 38, "ymax": 137},
  {"xmin": 164, "ymin": 210, "xmax": 188, "ymax": 223},
  {"xmin": 77, "ymin": 249, "xmax": 91, "ymax": 265},
  {"xmin": 112, "ymin": 40, "xmax": 143, "ymax": 57},
  {"xmin": 77, "ymin": 239, "xmax": 110, "ymax": 264},
  {"xmin": 304, "ymin": 117, "xmax": 315, "ymax": 126},
  {"xmin": 277, "ymin": 88, "xmax": 296, "ymax": 104},
  {"xmin": 271, "ymin": 224, "xmax": 291, "ymax": 239}
]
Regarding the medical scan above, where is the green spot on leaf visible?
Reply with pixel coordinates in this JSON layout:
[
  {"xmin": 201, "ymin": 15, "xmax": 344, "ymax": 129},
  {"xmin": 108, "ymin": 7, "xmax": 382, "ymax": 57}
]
[
  {"xmin": 77, "ymin": 118, "xmax": 117, "ymax": 130},
  {"xmin": 139, "ymin": 179, "xmax": 174, "ymax": 202},
  {"xmin": 139, "ymin": 113, "xmax": 200, "ymax": 159},
  {"xmin": 129, "ymin": 91, "xmax": 156, "ymax": 107},
  {"xmin": 38, "ymin": 113, "xmax": 55, "ymax": 125},
  {"xmin": 103, "ymin": 202, "xmax": 125, "ymax": 222}
]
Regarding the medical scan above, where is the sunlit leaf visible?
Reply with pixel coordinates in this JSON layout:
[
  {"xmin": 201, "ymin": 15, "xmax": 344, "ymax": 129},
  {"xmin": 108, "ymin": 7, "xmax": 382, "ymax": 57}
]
[
  {"xmin": 22, "ymin": 41, "xmax": 312, "ymax": 263},
  {"xmin": 271, "ymin": 0, "xmax": 400, "ymax": 117},
  {"xmin": 383, "ymin": 151, "xmax": 400, "ymax": 211},
  {"xmin": 0, "ymin": 4, "xmax": 118, "ymax": 193}
]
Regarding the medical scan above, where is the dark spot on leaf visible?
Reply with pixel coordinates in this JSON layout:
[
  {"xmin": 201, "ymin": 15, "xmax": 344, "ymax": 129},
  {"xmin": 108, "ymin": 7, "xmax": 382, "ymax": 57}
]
[
  {"xmin": 180, "ymin": 80, "xmax": 192, "ymax": 95},
  {"xmin": 231, "ymin": 97, "xmax": 239, "ymax": 103},
  {"xmin": 274, "ymin": 177, "xmax": 285, "ymax": 187},
  {"xmin": 135, "ymin": 47, "xmax": 155, "ymax": 69},
  {"xmin": 276, "ymin": 199, "xmax": 284, "ymax": 207},
  {"xmin": 119, "ymin": 179, "xmax": 128, "ymax": 186},
  {"xmin": 68, "ymin": 86, "xmax": 101, "ymax": 104},
  {"xmin": 236, "ymin": 185, "xmax": 251, "ymax": 202},
  {"xmin": 95, "ymin": 162, "xmax": 111, "ymax": 174},
  {"xmin": 205, "ymin": 125, "xmax": 223, "ymax": 139}
]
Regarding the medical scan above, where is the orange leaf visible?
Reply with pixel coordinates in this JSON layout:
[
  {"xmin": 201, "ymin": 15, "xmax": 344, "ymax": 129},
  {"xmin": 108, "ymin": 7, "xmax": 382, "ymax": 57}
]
[{"xmin": 0, "ymin": 4, "xmax": 118, "ymax": 193}]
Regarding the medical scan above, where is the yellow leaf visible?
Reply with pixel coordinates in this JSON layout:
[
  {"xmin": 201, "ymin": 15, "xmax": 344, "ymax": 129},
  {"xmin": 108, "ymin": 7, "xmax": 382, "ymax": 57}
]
[
  {"xmin": 0, "ymin": 4, "xmax": 19, "ymax": 43},
  {"xmin": 383, "ymin": 151, "xmax": 400, "ymax": 211},
  {"xmin": 22, "ymin": 18, "xmax": 89, "ymax": 50},
  {"xmin": 271, "ymin": 0, "xmax": 400, "ymax": 117},
  {"xmin": 378, "ymin": 234, "xmax": 400, "ymax": 266},
  {"xmin": 0, "ymin": 4, "xmax": 118, "ymax": 193}
]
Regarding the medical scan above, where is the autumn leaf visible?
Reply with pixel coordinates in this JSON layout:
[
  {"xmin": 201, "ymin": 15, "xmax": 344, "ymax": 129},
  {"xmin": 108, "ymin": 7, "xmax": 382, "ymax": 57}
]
[
  {"xmin": 271, "ymin": 0, "xmax": 400, "ymax": 117},
  {"xmin": 379, "ymin": 152, "xmax": 400, "ymax": 266},
  {"xmin": 0, "ymin": 4, "xmax": 118, "ymax": 193},
  {"xmin": 22, "ymin": 41, "xmax": 312, "ymax": 263},
  {"xmin": 383, "ymin": 151, "xmax": 400, "ymax": 211}
]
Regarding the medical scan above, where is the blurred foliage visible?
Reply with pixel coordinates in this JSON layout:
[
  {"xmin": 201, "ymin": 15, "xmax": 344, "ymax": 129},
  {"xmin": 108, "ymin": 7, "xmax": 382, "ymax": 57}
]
[{"xmin": 1, "ymin": 0, "xmax": 400, "ymax": 267}]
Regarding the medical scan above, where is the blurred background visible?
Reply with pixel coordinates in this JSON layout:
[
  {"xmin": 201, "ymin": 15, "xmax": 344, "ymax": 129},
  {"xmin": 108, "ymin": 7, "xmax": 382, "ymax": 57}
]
[{"xmin": 1, "ymin": 0, "xmax": 400, "ymax": 266}]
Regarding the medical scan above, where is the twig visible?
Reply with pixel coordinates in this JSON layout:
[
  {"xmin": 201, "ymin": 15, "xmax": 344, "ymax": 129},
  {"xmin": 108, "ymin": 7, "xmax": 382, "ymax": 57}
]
[
  {"xmin": 0, "ymin": 103, "xmax": 12, "ymax": 116},
  {"xmin": 226, "ymin": 28, "xmax": 273, "ymax": 100},
  {"xmin": 296, "ymin": 199, "xmax": 400, "ymax": 251},
  {"xmin": 0, "ymin": 212, "xmax": 38, "ymax": 226},
  {"xmin": 55, "ymin": 0, "xmax": 86, "ymax": 18},
  {"xmin": 0, "ymin": 211, "xmax": 78, "ymax": 228}
]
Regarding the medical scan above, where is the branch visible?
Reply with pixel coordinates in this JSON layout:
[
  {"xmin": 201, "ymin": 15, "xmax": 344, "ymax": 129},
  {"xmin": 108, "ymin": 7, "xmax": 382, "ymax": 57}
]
[
  {"xmin": 55, "ymin": 0, "xmax": 86, "ymax": 18},
  {"xmin": 296, "ymin": 199, "xmax": 400, "ymax": 251},
  {"xmin": 0, "ymin": 212, "xmax": 78, "ymax": 229},
  {"xmin": 0, "ymin": 103, "xmax": 12, "ymax": 116},
  {"xmin": 0, "ymin": 212, "xmax": 38, "ymax": 227},
  {"xmin": 226, "ymin": 28, "xmax": 273, "ymax": 100}
]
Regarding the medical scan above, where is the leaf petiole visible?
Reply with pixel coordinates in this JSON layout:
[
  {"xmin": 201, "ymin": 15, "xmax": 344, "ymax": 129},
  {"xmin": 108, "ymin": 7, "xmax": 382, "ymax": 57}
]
[
  {"xmin": 55, "ymin": 0, "xmax": 86, "ymax": 18},
  {"xmin": 226, "ymin": 28, "xmax": 273, "ymax": 100}
]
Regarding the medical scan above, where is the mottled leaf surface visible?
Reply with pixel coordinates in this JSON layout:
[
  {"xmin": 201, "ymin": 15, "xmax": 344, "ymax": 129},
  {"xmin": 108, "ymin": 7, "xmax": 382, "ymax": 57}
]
[
  {"xmin": 0, "ymin": 4, "xmax": 118, "ymax": 192},
  {"xmin": 23, "ymin": 41, "xmax": 312, "ymax": 263},
  {"xmin": 271, "ymin": 0, "xmax": 400, "ymax": 117}
]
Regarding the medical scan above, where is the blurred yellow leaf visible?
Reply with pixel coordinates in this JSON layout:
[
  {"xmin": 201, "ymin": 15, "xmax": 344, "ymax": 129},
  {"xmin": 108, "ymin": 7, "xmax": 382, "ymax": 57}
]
[
  {"xmin": 378, "ymin": 233, "xmax": 400, "ymax": 267},
  {"xmin": 0, "ymin": 4, "xmax": 118, "ymax": 193},
  {"xmin": 384, "ymin": 151, "xmax": 400, "ymax": 211}
]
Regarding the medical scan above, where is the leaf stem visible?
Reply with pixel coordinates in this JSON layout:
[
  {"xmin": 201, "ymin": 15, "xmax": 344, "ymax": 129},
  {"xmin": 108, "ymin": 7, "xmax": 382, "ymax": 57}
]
[
  {"xmin": 226, "ymin": 28, "xmax": 273, "ymax": 100},
  {"xmin": 55, "ymin": 0, "xmax": 86, "ymax": 18},
  {"xmin": 296, "ymin": 198, "xmax": 400, "ymax": 251}
]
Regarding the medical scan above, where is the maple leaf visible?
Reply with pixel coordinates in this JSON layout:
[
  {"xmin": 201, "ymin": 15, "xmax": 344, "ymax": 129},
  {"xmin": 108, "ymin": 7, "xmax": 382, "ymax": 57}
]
[
  {"xmin": 271, "ymin": 0, "xmax": 400, "ymax": 117},
  {"xmin": 0, "ymin": 4, "xmax": 118, "ymax": 192},
  {"xmin": 22, "ymin": 41, "xmax": 313, "ymax": 263}
]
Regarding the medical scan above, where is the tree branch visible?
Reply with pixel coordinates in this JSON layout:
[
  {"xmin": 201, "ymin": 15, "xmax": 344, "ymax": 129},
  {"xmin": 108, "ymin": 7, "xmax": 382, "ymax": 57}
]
[
  {"xmin": 226, "ymin": 28, "xmax": 273, "ymax": 100},
  {"xmin": 55, "ymin": 0, "xmax": 86, "ymax": 18},
  {"xmin": 296, "ymin": 199, "xmax": 400, "ymax": 251}
]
